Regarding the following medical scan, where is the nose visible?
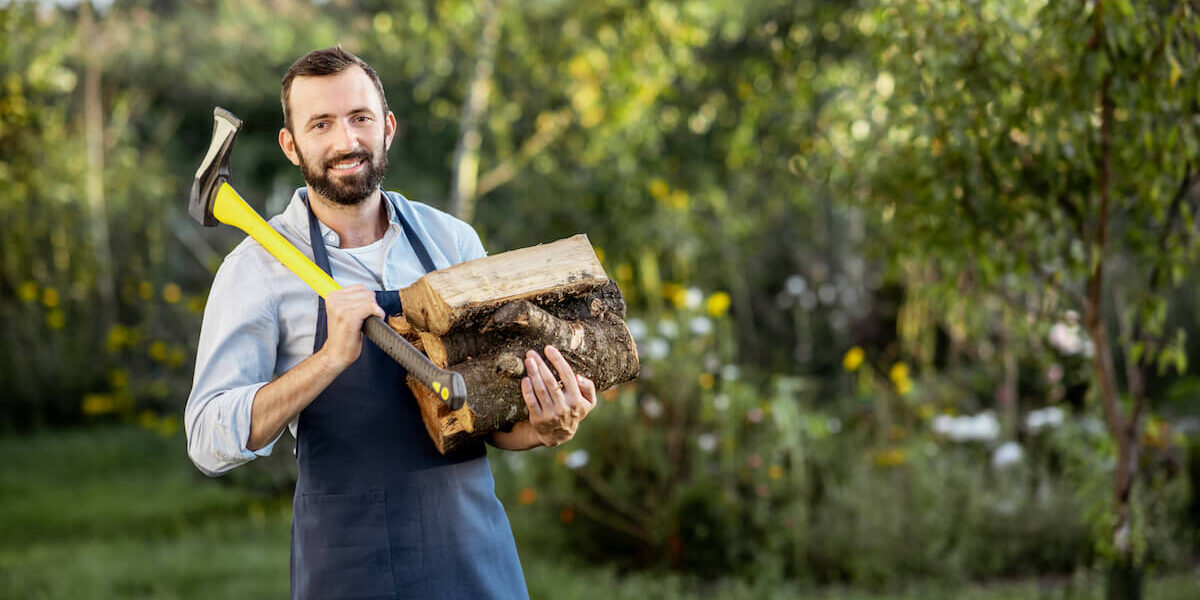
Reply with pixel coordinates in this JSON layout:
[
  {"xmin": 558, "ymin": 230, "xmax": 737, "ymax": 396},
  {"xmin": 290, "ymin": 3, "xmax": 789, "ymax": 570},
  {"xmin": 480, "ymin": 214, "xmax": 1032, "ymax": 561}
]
[{"xmin": 332, "ymin": 118, "xmax": 362, "ymax": 155}]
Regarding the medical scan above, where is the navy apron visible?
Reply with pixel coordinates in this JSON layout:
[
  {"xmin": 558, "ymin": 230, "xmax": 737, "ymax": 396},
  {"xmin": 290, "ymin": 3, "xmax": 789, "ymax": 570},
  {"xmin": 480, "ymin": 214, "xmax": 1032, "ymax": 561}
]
[{"xmin": 290, "ymin": 193, "xmax": 528, "ymax": 600}]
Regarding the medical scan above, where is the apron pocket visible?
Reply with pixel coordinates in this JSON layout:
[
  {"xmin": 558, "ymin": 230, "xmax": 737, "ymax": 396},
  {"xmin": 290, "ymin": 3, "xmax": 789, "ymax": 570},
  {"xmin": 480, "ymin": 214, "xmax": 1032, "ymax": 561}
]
[{"xmin": 296, "ymin": 490, "xmax": 395, "ymax": 599}]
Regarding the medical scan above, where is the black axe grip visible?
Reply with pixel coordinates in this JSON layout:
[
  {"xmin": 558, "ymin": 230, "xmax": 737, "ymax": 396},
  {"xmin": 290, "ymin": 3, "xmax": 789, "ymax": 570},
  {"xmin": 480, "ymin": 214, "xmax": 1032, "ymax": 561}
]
[{"xmin": 362, "ymin": 316, "xmax": 467, "ymax": 410}]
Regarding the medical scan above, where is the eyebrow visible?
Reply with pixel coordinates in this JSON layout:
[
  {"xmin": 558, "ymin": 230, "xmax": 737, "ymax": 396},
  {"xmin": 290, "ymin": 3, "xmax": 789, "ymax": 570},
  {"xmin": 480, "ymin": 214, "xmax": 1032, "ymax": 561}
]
[{"xmin": 304, "ymin": 107, "xmax": 376, "ymax": 127}]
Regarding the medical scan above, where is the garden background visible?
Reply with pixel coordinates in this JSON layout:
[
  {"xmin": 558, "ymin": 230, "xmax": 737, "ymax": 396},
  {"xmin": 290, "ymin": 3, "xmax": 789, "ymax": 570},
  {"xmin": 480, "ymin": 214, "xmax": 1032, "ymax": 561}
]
[{"xmin": 2, "ymin": 0, "xmax": 1200, "ymax": 598}]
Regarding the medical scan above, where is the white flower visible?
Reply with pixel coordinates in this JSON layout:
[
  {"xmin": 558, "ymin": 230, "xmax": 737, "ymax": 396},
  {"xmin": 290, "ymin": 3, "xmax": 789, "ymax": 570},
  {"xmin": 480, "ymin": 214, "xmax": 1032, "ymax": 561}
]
[
  {"xmin": 642, "ymin": 338, "xmax": 670, "ymax": 361},
  {"xmin": 720, "ymin": 364, "xmax": 741, "ymax": 382},
  {"xmin": 1026, "ymin": 406, "xmax": 1065, "ymax": 432},
  {"xmin": 819, "ymin": 283, "xmax": 838, "ymax": 306},
  {"xmin": 642, "ymin": 396, "xmax": 664, "ymax": 419},
  {"xmin": 690, "ymin": 316, "xmax": 713, "ymax": 336},
  {"xmin": 657, "ymin": 320, "xmax": 679, "ymax": 339},
  {"xmin": 627, "ymin": 318, "xmax": 647, "ymax": 342},
  {"xmin": 932, "ymin": 411, "xmax": 1000, "ymax": 442},
  {"xmin": 713, "ymin": 394, "xmax": 730, "ymax": 411},
  {"xmin": 564, "ymin": 449, "xmax": 590, "ymax": 469},
  {"xmin": 785, "ymin": 274, "xmax": 807, "ymax": 296},
  {"xmin": 685, "ymin": 288, "xmax": 704, "ymax": 309},
  {"xmin": 697, "ymin": 433, "xmax": 718, "ymax": 453},
  {"xmin": 826, "ymin": 417, "xmax": 842, "ymax": 434},
  {"xmin": 1048, "ymin": 321, "xmax": 1094, "ymax": 357},
  {"xmin": 992, "ymin": 441, "xmax": 1024, "ymax": 469}
]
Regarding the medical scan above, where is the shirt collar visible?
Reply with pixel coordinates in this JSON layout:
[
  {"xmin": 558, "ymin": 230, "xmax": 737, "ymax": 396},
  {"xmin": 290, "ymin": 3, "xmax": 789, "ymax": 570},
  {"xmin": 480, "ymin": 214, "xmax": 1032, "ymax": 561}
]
[{"xmin": 281, "ymin": 187, "xmax": 401, "ymax": 248}]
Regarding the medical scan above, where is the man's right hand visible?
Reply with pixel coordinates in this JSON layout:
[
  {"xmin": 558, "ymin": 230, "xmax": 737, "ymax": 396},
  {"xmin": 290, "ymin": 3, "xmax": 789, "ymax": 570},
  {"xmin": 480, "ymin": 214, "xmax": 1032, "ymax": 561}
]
[
  {"xmin": 246, "ymin": 285, "xmax": 383, "ymax": 451},
  {"xmin": 320, "ymin": 284, "xmax": 386, "ymax": 371}
]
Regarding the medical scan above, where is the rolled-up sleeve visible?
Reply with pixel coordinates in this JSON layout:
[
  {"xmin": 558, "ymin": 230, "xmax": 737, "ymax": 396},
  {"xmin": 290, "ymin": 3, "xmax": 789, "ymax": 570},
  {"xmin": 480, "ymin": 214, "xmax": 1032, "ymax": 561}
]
[
  {"xmin": 456, "ymin": 221, "xmax": 488, "ymax": 262},
  {"xmin": 185, "ymin": 246, "xmax": 283, "ymax": 476}
]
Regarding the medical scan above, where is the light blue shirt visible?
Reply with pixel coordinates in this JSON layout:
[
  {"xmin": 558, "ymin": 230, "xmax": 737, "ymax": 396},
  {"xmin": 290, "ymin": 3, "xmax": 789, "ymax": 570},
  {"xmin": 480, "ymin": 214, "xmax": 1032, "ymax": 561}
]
[{"xmin": 184, "ymin": 189, "xmax": 486, "ymax": 476}]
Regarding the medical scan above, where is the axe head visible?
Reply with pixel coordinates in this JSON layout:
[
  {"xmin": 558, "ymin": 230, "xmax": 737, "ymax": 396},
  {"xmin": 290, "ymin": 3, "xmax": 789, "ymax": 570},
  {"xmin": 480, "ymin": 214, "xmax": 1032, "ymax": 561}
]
[{"xmin": 188, "ymin": 107, "xmax": 243, "ymax": 227}]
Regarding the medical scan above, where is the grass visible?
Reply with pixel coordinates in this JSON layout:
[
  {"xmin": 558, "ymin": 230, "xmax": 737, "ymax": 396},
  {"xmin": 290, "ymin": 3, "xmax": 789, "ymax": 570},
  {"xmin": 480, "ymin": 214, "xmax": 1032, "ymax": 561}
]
[{"xmin": 1, "ymin": 425, "xmax": 1197, "ymax": 599}]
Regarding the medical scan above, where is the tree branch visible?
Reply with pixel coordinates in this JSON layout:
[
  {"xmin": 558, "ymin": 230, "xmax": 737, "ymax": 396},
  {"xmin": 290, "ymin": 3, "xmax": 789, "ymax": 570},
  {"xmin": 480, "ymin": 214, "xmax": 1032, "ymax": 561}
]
[{"xmin": 475, "ymin": 108, "xmax": 573, "ymax": 197}]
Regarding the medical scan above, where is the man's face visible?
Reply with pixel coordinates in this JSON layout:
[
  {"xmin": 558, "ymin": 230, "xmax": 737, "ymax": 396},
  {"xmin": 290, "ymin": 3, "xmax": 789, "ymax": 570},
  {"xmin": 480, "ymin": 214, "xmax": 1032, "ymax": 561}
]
[{"xmin": 280, "ymin": 66, "xmax": 396, "ymax": 206}]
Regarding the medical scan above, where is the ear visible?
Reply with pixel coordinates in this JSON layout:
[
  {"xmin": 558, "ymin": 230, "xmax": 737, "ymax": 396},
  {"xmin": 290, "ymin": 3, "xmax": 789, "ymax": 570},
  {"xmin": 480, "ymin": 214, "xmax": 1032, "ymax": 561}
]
[
  {"xmin": 384, "ymin": 111, "xmax": 397, "ymax": 151},
  {"xmin": 279, "ymin": 127, "xmax": 301, "ymax": 166}
]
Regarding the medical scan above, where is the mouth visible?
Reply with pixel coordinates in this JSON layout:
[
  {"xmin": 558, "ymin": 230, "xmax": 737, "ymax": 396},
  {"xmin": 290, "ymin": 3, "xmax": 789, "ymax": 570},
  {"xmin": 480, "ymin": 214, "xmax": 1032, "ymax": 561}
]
[{"xmin": 327, "ymin": 156, "xmax": 367, "ymax": 176}]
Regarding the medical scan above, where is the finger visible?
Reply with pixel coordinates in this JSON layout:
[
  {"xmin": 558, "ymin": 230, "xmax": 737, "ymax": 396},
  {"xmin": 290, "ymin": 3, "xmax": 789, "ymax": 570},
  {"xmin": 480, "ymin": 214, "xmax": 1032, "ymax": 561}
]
[
  {"xmin": 521, "ymin": 376, "xmax": 542, "ymax": 417},
  {"xmin": 576, "ymin": 374, "xmax": 597, "ymax": 406},
  {"xmin": 525, "ymin": 353, "xmax": 556, "ymax": 413},
  {"xmin": 544, "ymin": 346, "xmax": 581, "ymax": 404}
]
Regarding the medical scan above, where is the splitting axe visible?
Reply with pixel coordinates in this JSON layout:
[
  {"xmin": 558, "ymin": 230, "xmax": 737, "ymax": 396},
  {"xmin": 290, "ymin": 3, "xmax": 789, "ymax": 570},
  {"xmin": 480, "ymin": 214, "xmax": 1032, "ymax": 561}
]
[{"xmin": 188, "ymin": 107, "xmax": 467, "ymax": 409}]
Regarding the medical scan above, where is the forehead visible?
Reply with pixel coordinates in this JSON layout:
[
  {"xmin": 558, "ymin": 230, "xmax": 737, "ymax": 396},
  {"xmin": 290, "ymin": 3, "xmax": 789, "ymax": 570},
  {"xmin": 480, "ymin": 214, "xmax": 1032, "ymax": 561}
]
[{"xmin": 288, "ymin": 66, "xmax": 384, "ymax": 122}]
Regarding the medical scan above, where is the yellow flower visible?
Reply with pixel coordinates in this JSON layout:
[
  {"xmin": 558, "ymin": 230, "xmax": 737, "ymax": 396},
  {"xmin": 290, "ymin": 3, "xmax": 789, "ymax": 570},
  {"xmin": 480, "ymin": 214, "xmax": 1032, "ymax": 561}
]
[
  {"xmin": 163, "ymin": 283, "xmax": 182, "ymax": 304},
  {"xmin": 706, "ymin": 291, "xmax": 731, "ymax": 317},
  {"xmin": 874, "ymin": 448, "xmax": 906, "ymax": 467},
  {"xmin": 107, "ymin": 325, "xmax": 128, "ymax": 354},
  {"xmin": 767, "ymin": 465, "xmax": 783, "ymax": 480},
  {"xmin": 138, "ymin": 281, "xmax": 154, "ymax": 300},
  {"xmin": 698, "ymin": 373, "xmax": 715, "ymax": 390},
  {"xmin": 18, "ymin": 281, "xmax": 38, "ymax": 302},
  {"xmin": 889, "ymin": 363, "xmax": 913, "ymax": 395},
  {"xmin": 669, "ymin": 287, "xmax": 689, "ymax": 310},
  {"xmin": 668, "ymin": 189, "xmax": 689, "ymax": 210},
  {"xmin": 41, "ymin": 287, "xmax": 59, "ymax": 308},
  {"xmin": 149, "ymin": 341, "xmax": 169, "ymax": 362},
  {"xmin": 46, "ymin": 309, "xmax": 65, "ymax": 330},
  {"xmin": 649, "ymin": 178, "xmax": 669, "ymax": 200},
  {"xmin": 615, "ymin": 263, "xmax": 633, "ymax": 283},
  {"xmin": 109, "ymin": 369, "xmax": 129, "ymax": 390},
  {"xmin": 82, "ymin": 393, "xmax": 115, "ymax": 416},
  {"xmin": 843, "ymin": 346, "xmax": 865, "ymax": 371},
  {"xmin": 139, "ymin": 410, "xmax": 158, "ymax": 430},
  {"xmin": 158, "ymin": 417, "xmax": 180, "ymax": 437}
]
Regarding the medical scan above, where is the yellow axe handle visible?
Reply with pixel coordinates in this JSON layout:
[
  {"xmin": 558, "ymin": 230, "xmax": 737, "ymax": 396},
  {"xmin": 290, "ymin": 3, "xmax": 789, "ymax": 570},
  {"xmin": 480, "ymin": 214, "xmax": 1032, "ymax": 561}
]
[{"xmin": 211, "ymin": 182, "xmax": 342, "ymax": 299}]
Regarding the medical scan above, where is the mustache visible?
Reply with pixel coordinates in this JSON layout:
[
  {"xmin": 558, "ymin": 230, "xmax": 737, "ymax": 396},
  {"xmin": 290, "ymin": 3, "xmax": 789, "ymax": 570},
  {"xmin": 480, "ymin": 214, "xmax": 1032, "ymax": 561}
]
[{"xmin": 325, "ymin": 150, "xmax": 372, "ymax": 169}]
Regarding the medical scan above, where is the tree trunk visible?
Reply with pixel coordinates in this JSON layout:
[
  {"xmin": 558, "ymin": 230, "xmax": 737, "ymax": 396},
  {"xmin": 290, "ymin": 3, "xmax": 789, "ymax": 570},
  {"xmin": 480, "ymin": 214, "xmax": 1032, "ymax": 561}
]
[
  {"xmin": 81, "ymin": 2, "xmax": 116, "ymax": 327},
  {"xmin": 447, "ymin": 0, "xmax": 503, "ymax": 223}
]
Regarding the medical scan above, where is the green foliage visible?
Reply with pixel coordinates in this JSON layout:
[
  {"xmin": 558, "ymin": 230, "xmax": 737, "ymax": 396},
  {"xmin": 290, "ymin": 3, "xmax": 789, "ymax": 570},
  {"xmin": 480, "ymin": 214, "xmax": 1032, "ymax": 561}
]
[{"xmin": 5, "ymin": 0, "xmax": 1200, "ymax": 589}]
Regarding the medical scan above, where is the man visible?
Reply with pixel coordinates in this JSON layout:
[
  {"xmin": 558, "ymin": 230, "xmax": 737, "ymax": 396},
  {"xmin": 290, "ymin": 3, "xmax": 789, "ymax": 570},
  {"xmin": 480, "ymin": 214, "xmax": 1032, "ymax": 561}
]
[{"xmin": 185, "ymin": 47, "xmax": 596, "ymax": 599}]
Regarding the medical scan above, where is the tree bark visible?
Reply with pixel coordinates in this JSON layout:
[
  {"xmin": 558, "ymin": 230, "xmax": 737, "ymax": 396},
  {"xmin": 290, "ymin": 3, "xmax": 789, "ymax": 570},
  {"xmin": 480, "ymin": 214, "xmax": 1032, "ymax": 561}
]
[
  {"xmin": 408, "ymin": 282, "xmax": 638, "ymax": 453},
  {"xmin": 396, "ymin": 236, "xmax": 639, "ymax": 453}
]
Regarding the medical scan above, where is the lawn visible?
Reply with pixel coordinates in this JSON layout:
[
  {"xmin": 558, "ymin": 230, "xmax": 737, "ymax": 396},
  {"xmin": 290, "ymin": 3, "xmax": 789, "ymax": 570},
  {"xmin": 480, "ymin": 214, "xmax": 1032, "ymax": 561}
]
[{"xmin": 0, "ymin": 425, "xmax": 1195, "ymax": 599}]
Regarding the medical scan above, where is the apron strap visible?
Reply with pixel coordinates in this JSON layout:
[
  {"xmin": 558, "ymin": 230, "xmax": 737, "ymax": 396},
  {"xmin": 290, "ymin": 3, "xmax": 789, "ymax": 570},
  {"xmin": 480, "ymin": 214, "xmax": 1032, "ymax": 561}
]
[{"xmin": 302, "ymin": 189, "xmax": 439, "ymax": 353}]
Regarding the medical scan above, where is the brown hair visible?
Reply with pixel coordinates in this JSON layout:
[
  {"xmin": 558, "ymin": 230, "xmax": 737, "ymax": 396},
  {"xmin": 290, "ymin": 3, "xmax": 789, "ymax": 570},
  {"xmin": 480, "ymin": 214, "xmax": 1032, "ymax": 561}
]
[{"xmin": 280, "ymin": 46, "xmax": 388, "ymax": 130}]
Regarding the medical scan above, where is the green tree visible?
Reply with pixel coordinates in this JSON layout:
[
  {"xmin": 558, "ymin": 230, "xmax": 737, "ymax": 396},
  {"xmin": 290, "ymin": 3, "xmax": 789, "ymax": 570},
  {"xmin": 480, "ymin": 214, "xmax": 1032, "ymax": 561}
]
[{"xmin": 857, "ymin": 1, "xmax": 1200, "ymax": 595}]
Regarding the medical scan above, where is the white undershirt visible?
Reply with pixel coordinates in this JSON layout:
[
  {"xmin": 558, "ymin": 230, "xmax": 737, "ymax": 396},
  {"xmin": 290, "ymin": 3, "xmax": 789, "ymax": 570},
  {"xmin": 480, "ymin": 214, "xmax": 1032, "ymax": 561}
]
[{"xmin": 337, "ymin": 229, "xmax": 394, "ymax": 288}]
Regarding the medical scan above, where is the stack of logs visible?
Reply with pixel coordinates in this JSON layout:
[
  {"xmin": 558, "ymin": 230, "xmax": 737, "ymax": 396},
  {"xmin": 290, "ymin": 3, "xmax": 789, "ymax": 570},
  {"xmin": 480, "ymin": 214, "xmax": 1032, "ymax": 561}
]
[{"xmin": 389, "ymin": 235, "xmax": 640, "ymax": 454}]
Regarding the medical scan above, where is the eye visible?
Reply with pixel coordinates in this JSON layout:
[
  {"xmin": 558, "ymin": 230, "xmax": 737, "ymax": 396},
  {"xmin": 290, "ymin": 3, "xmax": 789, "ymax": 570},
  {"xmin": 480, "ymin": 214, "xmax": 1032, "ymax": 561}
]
[
  {"xmin": 355, "ymin": 114, "xmax": 372, "ymax": 123},
  {"xmin": 312, "ymin": 121, "xmax": 329, "ymax": 131}
]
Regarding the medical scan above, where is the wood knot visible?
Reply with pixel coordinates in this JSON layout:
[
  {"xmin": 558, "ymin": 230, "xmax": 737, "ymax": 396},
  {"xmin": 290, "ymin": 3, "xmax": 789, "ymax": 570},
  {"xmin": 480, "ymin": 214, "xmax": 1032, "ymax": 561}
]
[{"xmin": 496, "ymin": 352, "xmax": 526, "ymax": 379}]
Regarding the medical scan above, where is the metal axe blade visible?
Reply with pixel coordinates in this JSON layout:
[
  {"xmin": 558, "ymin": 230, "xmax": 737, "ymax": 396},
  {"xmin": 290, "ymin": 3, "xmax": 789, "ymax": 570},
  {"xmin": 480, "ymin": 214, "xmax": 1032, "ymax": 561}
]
[{"xmin": 188, "ymin": 107, "xmax": 242, "ymax": 227}]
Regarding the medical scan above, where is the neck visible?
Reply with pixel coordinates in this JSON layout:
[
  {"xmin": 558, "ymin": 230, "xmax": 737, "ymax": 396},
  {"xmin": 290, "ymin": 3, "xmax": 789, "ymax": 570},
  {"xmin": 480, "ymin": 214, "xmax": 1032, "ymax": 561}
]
[{"xmin": 307, "ymin": 187, "xmax": 387, "ymax": 248}]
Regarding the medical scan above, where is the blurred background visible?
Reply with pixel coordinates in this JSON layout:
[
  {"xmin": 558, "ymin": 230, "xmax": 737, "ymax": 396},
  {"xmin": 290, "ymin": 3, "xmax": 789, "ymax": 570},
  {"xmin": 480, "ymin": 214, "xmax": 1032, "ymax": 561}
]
[{"xmin": 2, "ymin": 0, "xmax": 1200, "ymax": 598}]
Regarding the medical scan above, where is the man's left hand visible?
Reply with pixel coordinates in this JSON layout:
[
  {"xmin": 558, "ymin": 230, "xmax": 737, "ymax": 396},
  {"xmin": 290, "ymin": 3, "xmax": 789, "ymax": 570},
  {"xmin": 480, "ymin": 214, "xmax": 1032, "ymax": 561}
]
[{"xmin": 521, "ymin": 345, "xmax": 597, "ymax": 447}]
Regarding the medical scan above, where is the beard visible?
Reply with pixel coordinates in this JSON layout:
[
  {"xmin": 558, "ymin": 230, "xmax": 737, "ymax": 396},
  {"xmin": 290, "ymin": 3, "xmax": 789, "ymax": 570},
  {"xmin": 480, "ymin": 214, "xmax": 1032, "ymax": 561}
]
[{"xmin": 296, "ymin": 140, "xmax": 388, "ymax": 206}]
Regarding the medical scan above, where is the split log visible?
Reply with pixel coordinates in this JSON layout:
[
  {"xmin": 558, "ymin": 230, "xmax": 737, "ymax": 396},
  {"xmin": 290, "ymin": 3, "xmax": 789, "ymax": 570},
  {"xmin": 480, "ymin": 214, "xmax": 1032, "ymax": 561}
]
[
  {"xmin": 399, "ymin": 234, "xmax": 608, "ymax": 335},
  {"xmin": 395, "ymin": 235, "xmax": 639, "ymax": 454}
]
